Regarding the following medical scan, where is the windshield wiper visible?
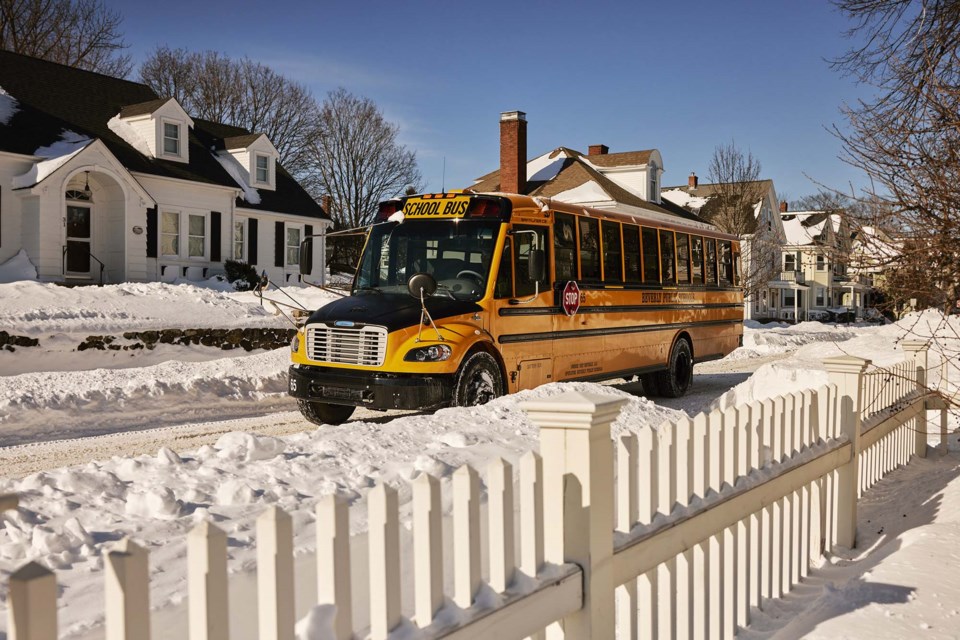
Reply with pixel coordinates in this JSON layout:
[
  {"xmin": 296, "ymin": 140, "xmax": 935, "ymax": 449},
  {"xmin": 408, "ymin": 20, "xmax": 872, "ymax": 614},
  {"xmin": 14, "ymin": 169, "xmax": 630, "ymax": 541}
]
[{"xmin": 354, "ymin": 286, "xmax": 383, "ymax": 295}]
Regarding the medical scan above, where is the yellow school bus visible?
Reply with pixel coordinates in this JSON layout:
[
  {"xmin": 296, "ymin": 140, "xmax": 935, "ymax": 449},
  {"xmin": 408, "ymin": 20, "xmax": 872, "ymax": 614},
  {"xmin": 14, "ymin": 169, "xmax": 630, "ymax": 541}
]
[{"xmin": 289, "ymin": 191, "xmax": 743, "ymax": 425}]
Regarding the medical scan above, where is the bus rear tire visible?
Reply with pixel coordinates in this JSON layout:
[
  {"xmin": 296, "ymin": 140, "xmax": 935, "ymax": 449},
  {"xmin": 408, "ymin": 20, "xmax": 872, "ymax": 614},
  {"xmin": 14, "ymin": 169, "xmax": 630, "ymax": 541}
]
[
  {"xmin": 453, "ymin": 352, "xmax": 504, "ymax": 407},
  {"xmin": 656, "ymin": 338, "xmax": 693, "ymax": 398},
  {"xmin": 297, "ymin": 399, "xmax": 356, "ymax": 426},
  {"xmin": 639, "ymin": 373, "xmax": 660, "ymax": 397}
]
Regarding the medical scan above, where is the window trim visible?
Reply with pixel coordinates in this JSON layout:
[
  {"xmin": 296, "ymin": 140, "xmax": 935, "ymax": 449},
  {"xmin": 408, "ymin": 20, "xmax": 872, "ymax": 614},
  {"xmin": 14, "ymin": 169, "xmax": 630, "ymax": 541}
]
[
  {"xmin": 252, "ymin": 153, "xmax": 273, "ymax": 187},
  {"xmin": 160, "ymin": 118, "xmax": 183, "ymax": 159},
  {"xmin": 285, "ymin": 223, "xmax": 304, "ymax": 269},
  {"xmin": 160, "ymin": 210, "xmax": 180, "ymax": 258}
]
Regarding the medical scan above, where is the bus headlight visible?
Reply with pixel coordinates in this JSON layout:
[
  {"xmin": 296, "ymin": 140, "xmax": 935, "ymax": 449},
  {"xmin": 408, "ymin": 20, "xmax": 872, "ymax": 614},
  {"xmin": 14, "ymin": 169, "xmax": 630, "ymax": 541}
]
[
  {"xmin": 291, "ymin": 332, "xmax": 301, "ymax": 354},
  {"xmin": 404, "ymin": 344, "xmax": 452, "ymax": 362}
]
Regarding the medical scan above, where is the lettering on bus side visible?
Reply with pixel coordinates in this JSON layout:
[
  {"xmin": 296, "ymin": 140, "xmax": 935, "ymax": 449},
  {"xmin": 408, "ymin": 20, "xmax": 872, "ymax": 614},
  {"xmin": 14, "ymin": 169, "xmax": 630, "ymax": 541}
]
[
  {"xmin": 403, "ymin": 199, "xmax": 470, "ymax": 217},
  {"xmin": 641, "ymin": 292, "xmax": 697, "ymax": 304}
]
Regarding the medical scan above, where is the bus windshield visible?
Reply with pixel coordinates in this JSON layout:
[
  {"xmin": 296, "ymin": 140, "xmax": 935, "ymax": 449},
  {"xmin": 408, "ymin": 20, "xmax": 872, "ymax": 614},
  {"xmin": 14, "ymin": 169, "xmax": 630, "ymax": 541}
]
[{"xmin": 354, "ymin": 219, "xmax": 502, "ymax": 301}]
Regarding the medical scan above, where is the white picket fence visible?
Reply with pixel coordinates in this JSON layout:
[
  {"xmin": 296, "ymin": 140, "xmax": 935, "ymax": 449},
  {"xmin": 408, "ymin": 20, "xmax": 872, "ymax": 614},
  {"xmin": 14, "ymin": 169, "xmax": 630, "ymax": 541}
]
[{"xmin": 3, "ymin": 340, "xmax": 939, "ymax": 640}]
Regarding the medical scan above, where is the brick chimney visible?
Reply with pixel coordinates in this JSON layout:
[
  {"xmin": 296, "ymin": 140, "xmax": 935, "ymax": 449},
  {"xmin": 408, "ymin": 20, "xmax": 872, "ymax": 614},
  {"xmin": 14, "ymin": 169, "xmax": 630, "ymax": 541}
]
[
  {"xmin": 780, "ymin": 201, "xmax": 788, "ymax": 213},
  {"xmin": 500, "ymin": 111, "xmax": 527, "ymax": 194},
  {"xmin": 321, "ymin": 194, "xmax": 332, "ymax": 213},
  {"xmin": 688, "ymin": 172, "xmax": 698, "ymax": 188},
  {"xmin": 588, "ymin": 144, "xmax": 609, "ymax": 156}
]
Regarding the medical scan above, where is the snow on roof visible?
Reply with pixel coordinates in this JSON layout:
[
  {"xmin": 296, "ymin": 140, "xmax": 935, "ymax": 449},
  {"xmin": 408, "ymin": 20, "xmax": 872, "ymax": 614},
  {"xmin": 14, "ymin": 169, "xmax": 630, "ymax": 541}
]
[
  {"xmin": 781, "ymin": 211, "xmax": 828, "ymax": 246},
  {"xmin": 552, "ymin": 180, "xmax": 613, "ymax": 204},
  {"xmin": 661, "ymin": 187, "xmax": 710, "ymax": 212},
  {"xmin": 0, "ymin": 84, "xmax": 18, "ymax": 125},
  {"xmin": 107, "ymin": 113, "xmax": 152, "ymax": 157},
  {"xmin": 526, "ymin": 149, "xmax": 573, "ymax": 183},
  {"xmin": 11, "ymin": 130, "xmax": 94, "ymax": 189},
  {"xmin": 213, "ymin": 151, "xmax": 261, "ymax": 205}
]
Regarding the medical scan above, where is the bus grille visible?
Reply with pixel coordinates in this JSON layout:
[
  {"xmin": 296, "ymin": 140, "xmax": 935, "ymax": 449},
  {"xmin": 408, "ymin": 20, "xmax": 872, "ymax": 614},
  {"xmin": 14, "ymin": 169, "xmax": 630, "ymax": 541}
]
[{"xmin": 305, "ymin": 324, "xmax": 388, "ymax": 367}]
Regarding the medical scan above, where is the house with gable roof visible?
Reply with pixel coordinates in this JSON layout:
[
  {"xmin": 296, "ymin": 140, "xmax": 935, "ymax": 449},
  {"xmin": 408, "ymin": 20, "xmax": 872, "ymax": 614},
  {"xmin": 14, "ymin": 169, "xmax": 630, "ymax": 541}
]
[
  {"xmin": 0, "ymin": 50, "xmax": 330, "ymax": 285},
  {"xmin": 661, "ymin": 174, "xmax": 785, "ymax": 320},
  {"xmin": 467, "ymin": 111, "xmax": 714, "ymax": 230}
]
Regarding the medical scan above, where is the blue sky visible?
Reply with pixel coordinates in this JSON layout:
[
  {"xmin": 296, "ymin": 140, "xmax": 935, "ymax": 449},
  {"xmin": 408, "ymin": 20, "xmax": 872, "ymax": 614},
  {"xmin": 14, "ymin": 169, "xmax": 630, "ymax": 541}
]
[{"xmin": 108, "ymin": 0, "xmax": 871, "ymax": 203}]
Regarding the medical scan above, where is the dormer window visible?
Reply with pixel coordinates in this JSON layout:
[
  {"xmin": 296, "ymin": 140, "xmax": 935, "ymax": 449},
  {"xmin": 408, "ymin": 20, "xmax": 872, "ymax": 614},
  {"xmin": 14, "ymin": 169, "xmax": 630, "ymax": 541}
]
[
  {"xmin": 163, "ymin": 122, "xmax": 180, "ymax": 156},
  {"xmin": 254, "ymin": 153, "xmax": 271, "ymax": 185}
]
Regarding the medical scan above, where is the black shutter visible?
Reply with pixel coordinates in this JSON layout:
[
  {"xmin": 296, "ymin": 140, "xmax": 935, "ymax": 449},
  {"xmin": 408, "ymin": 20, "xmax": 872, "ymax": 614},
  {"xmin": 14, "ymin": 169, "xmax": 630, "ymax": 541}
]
[
  {"xmin": 210, "ymin": 211, "xmax": 222, "ymax": 262},
  {"xmin": 146, "ymin": 207, "xmax": 158, "ymax": 258},
  {"xmin": 0, "ymin": 186, "xmax": 3, "ymax": 247},
  {"xmin": 248, "ymin": 218, "xmax": 258, "ymax": 265},
  {"xmin": 274, "ymin": 221, "xmax": 284, "ymax": 267},
  {"xmin": 304, "ymin": 224, "xmax": 313, "ymax": 270}
]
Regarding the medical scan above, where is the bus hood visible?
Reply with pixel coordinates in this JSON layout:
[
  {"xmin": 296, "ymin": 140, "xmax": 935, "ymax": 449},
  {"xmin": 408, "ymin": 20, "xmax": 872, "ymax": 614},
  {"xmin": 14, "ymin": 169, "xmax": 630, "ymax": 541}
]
[{"xmin": 305, "ymin": 294, "xmax": 482, "ymax": 333}]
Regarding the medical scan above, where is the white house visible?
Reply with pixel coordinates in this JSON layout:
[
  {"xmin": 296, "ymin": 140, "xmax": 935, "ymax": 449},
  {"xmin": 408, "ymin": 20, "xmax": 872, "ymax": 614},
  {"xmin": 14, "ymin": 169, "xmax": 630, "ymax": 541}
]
[{"xmin": 0, "ymin": 51, "xmax": 330, "ymax": 285}]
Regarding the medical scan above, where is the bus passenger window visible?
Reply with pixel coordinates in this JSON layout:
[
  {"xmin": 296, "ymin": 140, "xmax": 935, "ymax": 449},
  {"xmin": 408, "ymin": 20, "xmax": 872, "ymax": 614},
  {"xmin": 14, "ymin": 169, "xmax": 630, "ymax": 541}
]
[
  {"xmin": 515, "ymin": 226, "xmax": 548, "ymax": 297},
  {"xmin": 601, "ymin": 221, "xmax": 622, "ymax": 282},
  {"xmin": 705, "ymin": 238, "xmax": 718, "ymax": 286},
  {"xmin": 720, "ymin": 241, "xmax": 733, "ymax": 286},
  {"xmin": 733, "ymin": 250, "xmax": 741, "ymax": 286},
  {"xmin": 554, "ymin": 213, "xmax": 577, "ymax": 282},
  {"xmin": 494, "ymin": 238, "xmax": 513, "ymax": 298},
  {"xmin": 691, "ymin": 236, "xmax": 704, "ymax": 284},
  {"xmin": 659, "ymin": 230, "xmax": 676, "ymax": 285},
  {"xmin": 579, "ymin": 217, "xmax": 600, "ymax": 280},
  {"xmin": 641, "ymin": 227, "xmax": 659, "ymax": 284},
  {"xmin": 623, "ymin": 225, "xmax": 641, "ymax": 282},
  {"xmin": 676, "ymin": 233, "xmax": 690, "ymax": 284}
]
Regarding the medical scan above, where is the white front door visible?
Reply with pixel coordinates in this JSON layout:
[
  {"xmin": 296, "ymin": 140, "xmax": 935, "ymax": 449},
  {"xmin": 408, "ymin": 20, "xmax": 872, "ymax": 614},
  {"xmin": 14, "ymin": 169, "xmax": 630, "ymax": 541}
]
[{"xmin": 65, "ymin": 205, "xmax": 92, "ymax": 276}]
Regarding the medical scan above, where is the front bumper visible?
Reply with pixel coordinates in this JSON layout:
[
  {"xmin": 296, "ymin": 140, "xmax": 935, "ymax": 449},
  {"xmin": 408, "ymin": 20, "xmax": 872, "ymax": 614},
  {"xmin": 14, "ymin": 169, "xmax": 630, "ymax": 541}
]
[{"xmin": 288, "ymin": 365, "xmax": 452, "ymax": 411}]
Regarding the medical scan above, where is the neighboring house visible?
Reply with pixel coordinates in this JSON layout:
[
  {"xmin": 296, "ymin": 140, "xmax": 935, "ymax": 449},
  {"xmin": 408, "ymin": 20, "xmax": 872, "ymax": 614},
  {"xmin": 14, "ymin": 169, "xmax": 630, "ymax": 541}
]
[
  {"xmin": 661, "ymin": 174, "xmax": 785, "ymax": 320},
  {"xmin": 0, "ymin": 51, "xmax": 330, "ymax": 286},
  {"xmin": 467, "ymin": 111, "xmax": 713, "ymax": 230},
  {"xmin": 778, "ymin": 209, "xmax": 870, "ymax": 320}
]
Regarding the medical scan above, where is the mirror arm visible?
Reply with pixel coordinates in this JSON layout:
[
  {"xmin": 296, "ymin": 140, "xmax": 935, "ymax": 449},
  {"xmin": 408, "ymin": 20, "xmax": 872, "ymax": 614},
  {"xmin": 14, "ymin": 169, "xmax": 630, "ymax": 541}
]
[
  {"xmin": 416, "ymin": 287, "xmax": 445, "ymax": 342},
  {"xmin": 509, "ymin": 280, "xmax": 539, "ymax": 305}
]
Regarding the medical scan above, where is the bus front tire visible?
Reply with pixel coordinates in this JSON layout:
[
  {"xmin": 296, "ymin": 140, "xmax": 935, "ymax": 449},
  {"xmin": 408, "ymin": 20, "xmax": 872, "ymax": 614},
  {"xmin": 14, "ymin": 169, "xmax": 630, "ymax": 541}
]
[
  {"xmin": 453, "ymin": 352, "xmax": 504, "ymax": 407},
  {"xmin": 656, "ymin": 338, "xmax": 693, "ymax": 398},
  {"xmin": 297, "ymin": 399, "xmax": 356, "ymax": 426}
]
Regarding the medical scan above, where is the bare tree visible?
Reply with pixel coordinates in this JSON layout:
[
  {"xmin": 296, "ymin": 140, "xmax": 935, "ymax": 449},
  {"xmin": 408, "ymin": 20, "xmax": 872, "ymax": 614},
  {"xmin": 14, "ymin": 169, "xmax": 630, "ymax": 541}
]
[
  {"xmin": 832, "ymin": 0, "xmax": 960, "ymax": 317},
  {"xmin": 703, "ymin": 141, "xmax": 777, "ymax": 297},
  {"xmin": 0, "ymin": 0, "xmax": 131, "ymax": 76},
  {"xmin": 139, "ymin": 47, "xmax": 317, "ymax": 176},
  {"xmin": 303, "ymin": 88, "xmax": 421, "ymax": 263}
]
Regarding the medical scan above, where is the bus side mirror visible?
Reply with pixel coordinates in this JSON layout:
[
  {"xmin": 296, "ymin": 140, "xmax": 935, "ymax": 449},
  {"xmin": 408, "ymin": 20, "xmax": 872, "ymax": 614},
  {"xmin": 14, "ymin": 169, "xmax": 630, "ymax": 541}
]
[
  {"xmin": 299, "ymin": 239, "xmax": 313, "ymax": 276},
  {"xmin": 529, "ymin": 249, "xmax": 545, "ymax": 282}
]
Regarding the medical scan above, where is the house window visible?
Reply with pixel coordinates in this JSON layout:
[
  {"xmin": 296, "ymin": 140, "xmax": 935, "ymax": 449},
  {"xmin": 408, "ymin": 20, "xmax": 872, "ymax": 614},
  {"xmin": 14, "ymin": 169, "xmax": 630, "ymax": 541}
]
[
  {"xmin": 188, "ymin": 214, "xmax": 206, "ymax": 258},
  {"xmin": 816, "ymin": 287, "xmax": 825, "ymax": 306},
  {"xmin": 784, "ymin": 290, "xmax": 796, "ymax": 307},
  {"xmin": 255, "ymin": 154, "xmax": 270, "ymax": 184},
  {"xmin": 816, "ymin": 254, "xmax": 826, "ymax": 271},
  {"xmin": 286, "ymin": 226, "xmax": 302, "ymax": 266},
  {"xmin": 234, "ymin": 220, "xmax": 245, "ymax": 260},
  {"xmin": 163, "ymin": 122, "xmax": 180, "ymax": 156},
  {"xmin": 161, "ymin": 211, "xmax": 179, "ymax": 257},
  {"xmin": 784, "ymin": 253, "xmax": 796, "ymax": 272},
  {"xmin": 648, "ymin": 163, "xmax": 658, "ymax": 201}
]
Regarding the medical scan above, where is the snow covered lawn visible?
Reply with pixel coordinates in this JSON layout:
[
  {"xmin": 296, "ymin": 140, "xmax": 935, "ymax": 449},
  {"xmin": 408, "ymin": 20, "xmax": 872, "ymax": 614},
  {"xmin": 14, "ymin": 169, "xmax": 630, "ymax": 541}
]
[{"xmin": 0, "ymin": 280, "xmax": 957, "ymax": 638}]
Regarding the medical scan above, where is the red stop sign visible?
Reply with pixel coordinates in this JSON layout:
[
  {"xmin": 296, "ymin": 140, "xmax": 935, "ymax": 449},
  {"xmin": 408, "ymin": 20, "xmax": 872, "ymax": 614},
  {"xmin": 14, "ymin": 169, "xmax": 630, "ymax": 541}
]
[{"xmin": 562, "ymin": 280, "xmax": 581, "ymax": 316}]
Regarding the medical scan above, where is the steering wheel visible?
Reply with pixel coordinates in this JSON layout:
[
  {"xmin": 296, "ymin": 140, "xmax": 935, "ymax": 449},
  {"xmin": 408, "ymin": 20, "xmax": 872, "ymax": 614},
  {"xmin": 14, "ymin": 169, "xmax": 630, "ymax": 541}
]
[{"xmin": 456, "ymin": 269, "xmax": 485, "ymax": 283}]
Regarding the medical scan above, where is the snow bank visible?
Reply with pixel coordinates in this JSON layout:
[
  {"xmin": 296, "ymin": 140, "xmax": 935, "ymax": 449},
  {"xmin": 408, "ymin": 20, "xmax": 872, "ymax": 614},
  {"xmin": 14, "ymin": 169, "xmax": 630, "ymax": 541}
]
[{"xmin": 0, "ymin": 249, "xmax": 38, "ymax": 283}]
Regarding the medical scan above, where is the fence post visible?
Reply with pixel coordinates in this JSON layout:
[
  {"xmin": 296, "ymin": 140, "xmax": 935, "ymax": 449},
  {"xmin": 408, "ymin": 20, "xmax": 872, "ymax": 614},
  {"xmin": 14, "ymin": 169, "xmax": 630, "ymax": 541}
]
[
  {"xmin": 8, "ymin": 562, "xmax": 57, "ymax": 640},
  {"xmin": 257, "ymin": 506, "xmax": 295, "ymax": 640},
  {"xmin": 188, "ymin": 520, "xmax": 228, "ymax": 640},
  {"xmin": 521, "ymin": 391, "xmax": 626, "ymax": 640},
  {"xmin": 902, "ymin": 340, "xmax": 929, "ymax": 458},
  {"xmin": 316, "ymin": 495, "xmax": 352, "ymax": 640},
  {"xmin": 823, "ymin": 355, "xmax": 870, "ymax": 549},
  {"xmin": 105, "ymin": 538, "xmax": 151, "ymax": 640}
]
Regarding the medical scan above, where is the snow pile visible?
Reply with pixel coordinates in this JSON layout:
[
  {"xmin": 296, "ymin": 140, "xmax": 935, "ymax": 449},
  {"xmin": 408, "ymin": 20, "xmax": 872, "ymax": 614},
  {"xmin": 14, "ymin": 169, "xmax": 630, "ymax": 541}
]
[
  {"xmin": 11, "ymin": 130, "xmax": 94, "ymax": 189},
  {"xmin": 552, "ymin": 180, "xmax": 612, "ymax": 203},
  {"xmin": 0, "ymin": 249, "xmax": 38, "ymax": 283},
  {"xmin": 0, "ymin": 84, "xmax": 18, "ymax": 125}
]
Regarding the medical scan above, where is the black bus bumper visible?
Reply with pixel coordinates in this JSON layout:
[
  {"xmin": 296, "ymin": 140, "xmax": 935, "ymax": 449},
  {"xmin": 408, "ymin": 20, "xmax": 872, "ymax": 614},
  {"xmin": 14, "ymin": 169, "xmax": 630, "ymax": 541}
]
[{"xmin": 288, "ymin": 365, "xmax": 452, "ymax": 411}]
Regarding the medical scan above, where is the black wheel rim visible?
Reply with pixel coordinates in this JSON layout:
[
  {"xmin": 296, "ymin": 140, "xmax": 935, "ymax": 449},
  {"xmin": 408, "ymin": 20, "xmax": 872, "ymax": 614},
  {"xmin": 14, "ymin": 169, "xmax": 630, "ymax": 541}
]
[
  {"xmin": 676, "ymin": 351, "xmax": 692, "ymax": 389},
  {"xmin": 464, "ymin": 367, "xmax": 498, "ymax": 405}
]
